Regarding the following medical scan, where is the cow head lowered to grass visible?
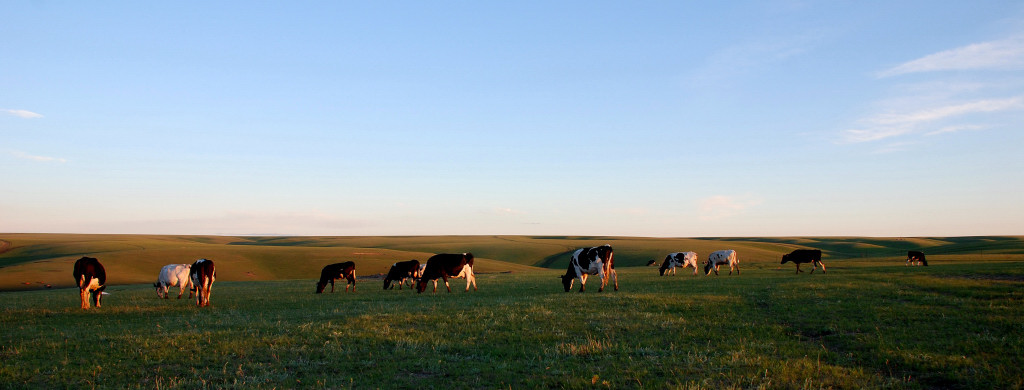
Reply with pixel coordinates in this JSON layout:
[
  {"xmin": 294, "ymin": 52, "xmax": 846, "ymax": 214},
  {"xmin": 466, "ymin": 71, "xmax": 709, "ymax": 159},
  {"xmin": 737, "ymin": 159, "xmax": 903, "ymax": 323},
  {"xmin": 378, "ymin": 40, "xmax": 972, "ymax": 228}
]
[
  {"xmin": 560, "ymin": 245, "xmax": 617, "ymax": 292},
  {"xmin": 416, "ymin": 253, "xmax": 476, "ymax": 293}
]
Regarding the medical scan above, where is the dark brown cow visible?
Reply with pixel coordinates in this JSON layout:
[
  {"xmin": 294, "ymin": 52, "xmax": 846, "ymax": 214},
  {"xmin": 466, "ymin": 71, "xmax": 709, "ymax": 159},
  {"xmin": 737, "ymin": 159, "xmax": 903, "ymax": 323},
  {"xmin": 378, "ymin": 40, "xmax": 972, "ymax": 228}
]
[
  {"xmin": 316, "ymin": 261, "xmax": 356, "ymax": 293},
  {"xmin": 383, "ymin": 259, "xmax": 421, "ymax": 290},
  {"xmin": 781, "ymin": 249, "xmax": 826, "ymax": 274},
  {"xmin": 189, "ymin": 259, "xmax": 216, "ymax": 307},
  {"xmin": 73, "ymin": 257, "xmax": 106, "ymax": 310},
  {"xmin": 907, "ymin": 251, "xmax": 928, "ymax": 266},
  {"xmin": 416, "ymin": 253, "xmax": 476, "ymax": 293}
]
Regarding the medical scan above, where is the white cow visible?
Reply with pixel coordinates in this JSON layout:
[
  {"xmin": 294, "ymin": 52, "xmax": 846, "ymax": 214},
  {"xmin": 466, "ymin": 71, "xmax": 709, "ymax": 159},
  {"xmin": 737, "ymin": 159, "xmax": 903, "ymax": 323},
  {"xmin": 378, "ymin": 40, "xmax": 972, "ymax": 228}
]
[
  {"xmin": 660, "ymin": 252, "xmax": 698, "ymax": 276},
  {"xmin": 704, "ymin": 250, "xmax": 739, "ymax": 276},
  {"xmin": 154, "ymin": 264, "xmax": 193, "ymax": 299}
]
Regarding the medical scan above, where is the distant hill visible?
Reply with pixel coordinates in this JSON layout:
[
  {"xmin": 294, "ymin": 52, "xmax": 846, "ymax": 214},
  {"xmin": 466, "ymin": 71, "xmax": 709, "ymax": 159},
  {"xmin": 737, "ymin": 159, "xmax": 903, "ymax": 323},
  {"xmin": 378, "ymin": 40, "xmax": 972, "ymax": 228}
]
[{"xmin": 2, "ymin": 234, "xmax": 1022, "ymax": 291}]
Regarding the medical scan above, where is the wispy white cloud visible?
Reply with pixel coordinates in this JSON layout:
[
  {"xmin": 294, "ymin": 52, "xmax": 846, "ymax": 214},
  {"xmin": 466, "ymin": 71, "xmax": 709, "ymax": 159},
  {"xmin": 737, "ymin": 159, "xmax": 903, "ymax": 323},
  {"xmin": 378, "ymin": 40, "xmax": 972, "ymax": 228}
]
[
  {"xmin": 840, "ymin": 96, "xmax": 1024, "ymax": 143},
  {"xmin": 687, "ymin": 34, "xmax": 819, "ymax": 87},
  {"xmin": 698, "ymin": 195, "xmax": 762, "ymax": 221},
  {"xmin": 2, "ymin": 109, "xmax": 44, "ymax": 119},
  {"xmin": 926, "ymin": 124, "xmax": 987, "ymax": 136},
  {"xmin": 7, "ymin": 150, "xmax": 67, "ymax": 163},
  {"xmin": 878, "ymin": 35, "xmax": 1024, "ymax": 77}
]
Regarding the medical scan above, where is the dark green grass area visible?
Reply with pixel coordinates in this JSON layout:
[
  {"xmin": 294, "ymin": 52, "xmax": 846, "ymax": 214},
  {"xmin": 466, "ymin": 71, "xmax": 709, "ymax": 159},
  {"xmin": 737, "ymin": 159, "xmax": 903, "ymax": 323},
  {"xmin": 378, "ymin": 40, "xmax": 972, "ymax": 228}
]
[{"xmin": 3, "ymin": 263, "xmax": 1023, "ymax": 389}]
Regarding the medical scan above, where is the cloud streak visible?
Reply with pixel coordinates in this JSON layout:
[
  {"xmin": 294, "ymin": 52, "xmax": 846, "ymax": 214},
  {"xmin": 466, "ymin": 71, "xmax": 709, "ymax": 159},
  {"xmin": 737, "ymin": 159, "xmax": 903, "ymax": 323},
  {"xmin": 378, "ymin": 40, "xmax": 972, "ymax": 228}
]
[
  {"xmin": 8, "ymin": 150, "xmax": 68, "ymax": 163},
  {"xmin": 698, "ymin": 195, "xmax": 762, "ymax": 221},
  {"xmin": 2, "ymin": 109, "xmax": 44, "ymax": 119},
  {"xmin": 878, "ymin": 35, "xmax": 1024, "ymax": 77},
  {"xmin": 840, "ymin": 97, "xmax": 1024, "ymax": 143}
]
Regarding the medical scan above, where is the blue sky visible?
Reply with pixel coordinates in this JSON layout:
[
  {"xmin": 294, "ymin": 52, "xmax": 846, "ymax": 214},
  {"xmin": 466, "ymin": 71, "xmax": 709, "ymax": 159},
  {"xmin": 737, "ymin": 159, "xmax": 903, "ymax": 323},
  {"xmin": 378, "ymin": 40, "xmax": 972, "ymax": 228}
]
[{"xmin": 3, "ymin": 1, "xmax": 1023, "ymax": 237}]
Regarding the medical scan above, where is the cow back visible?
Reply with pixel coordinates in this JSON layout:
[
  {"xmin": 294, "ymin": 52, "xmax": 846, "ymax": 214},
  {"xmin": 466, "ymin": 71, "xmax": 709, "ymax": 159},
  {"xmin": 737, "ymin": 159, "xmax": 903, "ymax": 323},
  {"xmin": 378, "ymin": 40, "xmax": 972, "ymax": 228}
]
[{"xmin": 73, "ymin": 257, "xmax": 106, "ymax": 288}]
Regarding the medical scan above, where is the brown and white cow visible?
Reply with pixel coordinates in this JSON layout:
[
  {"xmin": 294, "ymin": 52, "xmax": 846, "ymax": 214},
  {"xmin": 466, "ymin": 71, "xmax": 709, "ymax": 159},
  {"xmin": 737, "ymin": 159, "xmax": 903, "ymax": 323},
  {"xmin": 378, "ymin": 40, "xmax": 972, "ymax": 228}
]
[
  {"xmin": 907, "ymin": 251, "xmax": 928, "ymax": 266},
  {"xmin": 383, "ymin": 259, "xmax": 421, "ymax": 290},
  {"xmin": 316, "ymin": 261, "xmax": 356, "ymax": 293},
  {"xmin": 73, "ymin": 256, "xmax": 106, "ymax": 310},
  {"xmin": 416, "ymin": 253, "xmax": 476, "ymax": 293},
  {"xmin": 704, "ymin": 250, "xmax": 739, "ymax": 276},
  {"xmin": 560, "ymin": 245, "xmax": 618, "ymax": 292},
  {"xmin": 781, "ymin": 249, "xmax": 825, "ymax": 274},
  {"xmin": 660, "ymin": 252, "xmax": 698, "ymax": 276},
  {"xmin": 154, "ymin": 263, "xmax": 193, "ymax": 299},
  {"xmin": 189, "ymin": 259, "xmax": 216, "ymax": 307}
]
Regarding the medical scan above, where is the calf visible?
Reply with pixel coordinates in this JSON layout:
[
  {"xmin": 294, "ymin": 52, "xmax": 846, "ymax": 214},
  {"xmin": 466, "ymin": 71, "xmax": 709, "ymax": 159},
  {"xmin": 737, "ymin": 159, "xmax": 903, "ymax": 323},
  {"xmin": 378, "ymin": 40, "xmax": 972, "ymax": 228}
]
[
  {"xmin": 704, "ymin": 250, "xmax": 739, "ymax": 276},
  {"xmin": 189, "ymin": 259, "xmax": 216, "ymax": 307},
  {"xmin": 316, "ymin": 261, "xmax": 356, "ymax": 293},
  {"xmin": 383, "ymin": 259, "xmax": 421, "ymax": 290},
  {"xmin": 154, "ymin": 263, "xmax": 193, "ymax": 299},
  {"xmin": 907, "ymin": 251, "xmax": 928, "ymax": 266},
  {"xmin": 72, "ymin": 257, "xmax": 106, "ymax": 310},
  {"xmin": 416, "ymin": 253, "xmax": 476, "ymax": 293},
  {"xmin": 781, "ymin": 249, "xmax": 825, "ymax": 274},
  {"xmin": 560, "ymin": 245, "xmax": 618, "ymax": 292},
  {"xmin": 660, "ymin": 252, "xmax": 698, "ymax": 276}
]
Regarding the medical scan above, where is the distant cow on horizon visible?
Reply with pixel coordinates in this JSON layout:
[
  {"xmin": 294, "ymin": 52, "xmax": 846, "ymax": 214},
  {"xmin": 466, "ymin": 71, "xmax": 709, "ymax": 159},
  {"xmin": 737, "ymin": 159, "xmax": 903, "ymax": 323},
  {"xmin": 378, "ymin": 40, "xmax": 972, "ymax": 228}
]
[
  {"xmin": 907, "ymin": 251, "xmax": 928, "ymax": 266},
  {"xmin": 316, "ymin": 262, "xmax": 357, "ymax": 293},
  {"xmin": 781, "ymin": 249, "xmax": 825, "ymax": 274},
  {"xmin": 73, "ymin": 257, "xmax": 106, "ymax": 310}
]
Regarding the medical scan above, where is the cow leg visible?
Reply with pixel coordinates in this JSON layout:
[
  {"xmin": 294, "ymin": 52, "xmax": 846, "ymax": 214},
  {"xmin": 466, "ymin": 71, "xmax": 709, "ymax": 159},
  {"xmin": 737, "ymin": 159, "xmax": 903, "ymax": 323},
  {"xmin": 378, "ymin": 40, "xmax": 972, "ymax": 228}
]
[
  {"xmin": 597, "ymin": 270, "xmax": 606, "ymax": 292},
  {"xmin": 466, "ymin": 271, "xmax": 476, "ymax": 292},
  {"xmin": 579, "ymin": 274, "xmax": 587, "ymax": 292},
  {"xmin": 611, "ymin": 269, "xmax": 618, "ymax": 291},
  {"xmin": 442, "ymin": 275, "xmax": 452, "ymax": 293},
  {"xmin": 796, "ymin": 263, "xmax": 803, "ymax": 274},
  {"xmin": 817, "ymin": 261, "xmax": 826, "ymax": 274}
]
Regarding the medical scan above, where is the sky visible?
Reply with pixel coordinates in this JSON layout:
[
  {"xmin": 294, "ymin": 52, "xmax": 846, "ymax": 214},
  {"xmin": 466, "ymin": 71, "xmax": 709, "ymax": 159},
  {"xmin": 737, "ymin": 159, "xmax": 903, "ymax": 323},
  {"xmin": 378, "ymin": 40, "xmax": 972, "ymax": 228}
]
[{"xmin": 3, "ymin": 1, "xmax": 1024, "ymax": 237}]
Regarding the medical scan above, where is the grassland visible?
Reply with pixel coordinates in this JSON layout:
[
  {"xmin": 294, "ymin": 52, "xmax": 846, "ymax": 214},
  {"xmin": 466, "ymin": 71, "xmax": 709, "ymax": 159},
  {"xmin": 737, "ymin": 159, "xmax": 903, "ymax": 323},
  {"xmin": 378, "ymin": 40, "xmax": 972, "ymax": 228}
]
[{"xmin": 1, "ymin": 234, "xmax": 1023, "ymax": 388}]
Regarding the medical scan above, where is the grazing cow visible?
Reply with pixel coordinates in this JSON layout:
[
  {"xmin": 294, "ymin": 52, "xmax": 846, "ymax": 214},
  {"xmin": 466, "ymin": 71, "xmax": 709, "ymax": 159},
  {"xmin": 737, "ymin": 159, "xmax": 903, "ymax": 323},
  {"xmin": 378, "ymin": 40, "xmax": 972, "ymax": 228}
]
[
  {"xmin": 416, "ymin": 253, "xmax": 476, "ymax": 293},
  {"xmin": 660, "ymin": 252, "xmax": 699, "ymax": 276},
  {"xmin": 907, "ymin": 251, "xmax": 928, "ymax": 266},
  {"xmin": 704, "ymin": 250, "xmax": 739, "ymax": 276},
  {"xmin": 560, "ymin": 245, "xmax": 618, "ymax": 292},
  {"xmin": 781, "ymin": 249, "xmax": 826, "ymax": 274},
  {"xmin": 383, "ymin": 259, "xmax": 421, "ymax": 290},
  {"xmin": 72, "ymin": 257, "xmax": 106, "ymax": 310},
  {"xmin": 189, "ymin": 259, "xmax": 216, "ymax": 307},
  {"xmin": 646, "ymin": 259, "xmax": 657, "ymax": 267},
  {"xmin": 154, "ymin": 264, "xmax": 193, "ymax": 299},
  {"xmin": 316, "ymin": 262, "xmax": 357, "ymax": 293}
]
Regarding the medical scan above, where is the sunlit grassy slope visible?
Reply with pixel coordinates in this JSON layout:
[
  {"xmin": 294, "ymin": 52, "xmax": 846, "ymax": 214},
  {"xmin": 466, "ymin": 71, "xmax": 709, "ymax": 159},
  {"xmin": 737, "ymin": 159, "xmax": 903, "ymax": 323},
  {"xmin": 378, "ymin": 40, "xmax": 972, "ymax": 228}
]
[{"xmin": 2, "ymin": 234, "xmax": 1023, "ymax": 291}]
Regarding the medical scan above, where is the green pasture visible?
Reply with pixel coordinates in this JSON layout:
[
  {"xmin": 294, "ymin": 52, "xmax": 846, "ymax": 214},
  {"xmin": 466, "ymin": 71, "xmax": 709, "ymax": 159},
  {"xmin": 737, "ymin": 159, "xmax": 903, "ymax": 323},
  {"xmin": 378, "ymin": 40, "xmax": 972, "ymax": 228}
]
[
  {"xmin": 2, "ymin": 262, "xmax": 1023, "ymax": 389},
  {"xmin": 2, "ymin": 234, "xmax": 1024, "ymax": 388}
]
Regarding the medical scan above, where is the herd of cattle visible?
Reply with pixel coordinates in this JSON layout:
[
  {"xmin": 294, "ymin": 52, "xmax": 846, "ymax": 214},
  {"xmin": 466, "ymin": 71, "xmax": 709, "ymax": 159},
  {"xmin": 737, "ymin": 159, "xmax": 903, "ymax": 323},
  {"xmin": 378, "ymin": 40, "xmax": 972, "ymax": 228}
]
[{"xmin": 70, "ymin": 246, "xmax": 930, "ymax": 310}]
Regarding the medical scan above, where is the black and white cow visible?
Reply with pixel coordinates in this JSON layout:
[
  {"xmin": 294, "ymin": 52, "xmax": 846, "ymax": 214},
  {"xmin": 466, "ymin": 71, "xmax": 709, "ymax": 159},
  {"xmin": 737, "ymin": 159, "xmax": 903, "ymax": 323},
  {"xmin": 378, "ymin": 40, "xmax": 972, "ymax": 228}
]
[
  {"xmin": 781, "ymin": 249, "xmax": 825, "ymax": 274},
  {"xmin": 189, "ymin": 259, "xmax": 216, "ymax": 307},
  {"xmin": 154, "ymin": 263, "xmax": 193, "ymax": 299},
  {"xmin": 316, "ymin": 261, "xmax": 357, "ymax": 293},
  {"xmin": 704, "ymin": 250, "xmax": 739, "ymax": 276},
  {"xmin": 383, "ymin": 259, "xmax": 421, "ymax": 290},
  {"xmin": 560, "ymin": 245, "xmax": 618, "ymax": 292},
  {"xmin": 660, "ymin": 252, "xmax": 698, "ymax": 276},
  {"xmin": 416, "ymin": 253, "xmax": 476, "ymax": 293},
  {"xmin": 73, "ymin": 256, "xmax": 106, "ymax": 310},
  {"xmin": 907, "ymin": 251, "xmax": 928, "ymax": 266}
]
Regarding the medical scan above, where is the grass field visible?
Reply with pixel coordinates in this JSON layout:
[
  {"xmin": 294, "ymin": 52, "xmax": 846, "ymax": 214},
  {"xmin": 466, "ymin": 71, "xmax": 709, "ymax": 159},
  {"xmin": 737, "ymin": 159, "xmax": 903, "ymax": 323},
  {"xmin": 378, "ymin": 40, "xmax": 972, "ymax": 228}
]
[{"xmin": 2, "ymin": 234, "xmax": 1024, "ymax": 388}]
